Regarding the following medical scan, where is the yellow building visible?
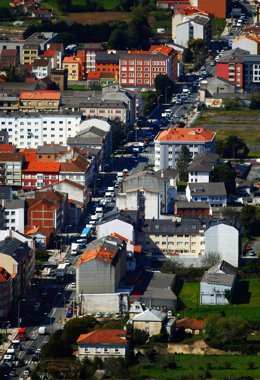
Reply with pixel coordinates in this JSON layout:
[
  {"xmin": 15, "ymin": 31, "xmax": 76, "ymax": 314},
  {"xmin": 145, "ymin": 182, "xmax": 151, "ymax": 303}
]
[
  {"xmin": 19, "ymin": 90, "xmax": 61, "ymax": 112},
  {"xmin": 22, "ymin": 44, "xmax": 39, "ymax": 65},
  {"xmin": 62, "ymin": 56, "xmax": 83, "ymax": 81},
  {"xmin": 132, "ymin": 309, "xmax": 166, "ymax": 337}
]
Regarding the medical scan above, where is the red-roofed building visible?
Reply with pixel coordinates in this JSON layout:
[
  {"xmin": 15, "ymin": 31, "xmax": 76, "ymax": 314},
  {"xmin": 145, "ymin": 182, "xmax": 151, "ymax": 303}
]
[
  {"xmin": 21, "ymin": 148, "xmax": 37, "ymax": 162},
  {"xmin": 0, "ymin": 144, "xmax": 16, "ymax": 152},
  {"xmin": 41, "ymin": 49, "xmax": 59, "ymax": 69},
  {"xmin": 62, "ymin": 56, "xmax": 84, "ymax": 81},
  {"xmin": 26, "ymin": 189, "xmax": 67, "ymax": 233},
  {"xmin": 22, "ymin": 161, "xmax": 60, "ymax": 190},
  {"xmin": 0, "ymin": 49, "xmax": 18, "ymax": 68},
  {"xmin": 77, "ymin": 329, "xmax": 129, "ymax": 361},
  {"xmin": 119, "ymin": 45, "xmax": 178, "ymax": 89},
  {"xmin": 175, "ymin": 317, "xmax": 204, "ymax": 334},
  {"xmin": 47, "ymin": 43, "xmax": 64, "ymax": 69},
  {"xmin": 154, "ymin": 127, "xmax": 216, "ymax": 170},
  {"xmin": 19, "ymin": 90, "xmax": 61, "ymax": 111},
  {"xmin": 0, "ymin": 266, "xmax": 12, "ymax": 318},
  {"xmin": 157, "ymin": 0, "xmax": 190, "ymax": 9}
]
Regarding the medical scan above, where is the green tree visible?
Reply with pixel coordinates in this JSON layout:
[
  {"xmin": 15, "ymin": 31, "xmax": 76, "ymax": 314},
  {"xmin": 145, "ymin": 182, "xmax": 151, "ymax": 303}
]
[
  {"xmin": 61, "ymin": 316, "xmax": 96, "ymax": 345},
  {"xmin": 127, "ymin": 15, "xmax": 152, "ymax": 49},
  {"xmin": 133, "ymin": 329, "xmax": 149, "ymax": 345},
  {"xmin": 108, "ymin": 28, "xmax": 127, "ymax": 49},
  {"xmin": 222, "ymin": 207, "xmax": 240, "ymax": 224},
  {"xmin": 223, "ymin": 97, "xmax": 241, "ymax": 110},
  {"xmin": 154, "ymin": 74, "xmax": 175, "ymax": 102},
  {"xmin": 111, "ymin": 118, "xmax": 127, "ymax": 150},
  {"xmin": 240, "ymin": 205, "xmax": 257, "ymax": 237},
  {"xmin": 176, "ymin": 145, "xmax": 192, "ymax": 181},
  {"xmin": 250, "ymin": 92, "xmax": 260, "ymax": 110},
  {"xmin": 210, "ymin": 161, "xmax": 236, "ymax": 194},
  {"xmin": 223, "ymin": 135, "xmax": 248, "ymax": 159},
  {"xmin": 201, "ymin": 252, "xmax": 220, "ymax": 268}
]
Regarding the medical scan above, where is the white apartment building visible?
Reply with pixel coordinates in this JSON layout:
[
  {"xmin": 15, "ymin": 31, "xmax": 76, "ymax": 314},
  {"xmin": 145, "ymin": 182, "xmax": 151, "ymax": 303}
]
[
  {"xmin": 176, "ymin": 15, "xmax": 210, "ymax": 48},
  {"xmin": 32, "ymin": 58, "xmax": 51, "ymax": 79},
  {"xmin": 154, "ymin": 127, "xmax": 216, "ymax": 171},
  {"xmin": 0, "ymin": 112, "xmax": 82, "ymax": 148},
  {"xmin": 3, "ymin": 199, "xmax": 25, "ymax": 233}
]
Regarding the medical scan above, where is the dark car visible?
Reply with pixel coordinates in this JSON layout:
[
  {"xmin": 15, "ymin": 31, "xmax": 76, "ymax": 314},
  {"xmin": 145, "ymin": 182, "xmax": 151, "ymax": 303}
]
[{"xmin": 26, "ymin": 347, "xmax": 33, "ymax": 354}]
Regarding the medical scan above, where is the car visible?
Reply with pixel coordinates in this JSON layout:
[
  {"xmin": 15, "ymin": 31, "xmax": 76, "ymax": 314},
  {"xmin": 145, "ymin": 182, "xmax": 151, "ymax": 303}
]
[
  {"xmin": 115, "ymin": 312, "xmax": 122, "ymax": 318},
  {"xmin": 24, "ymin": 368, "xmax": 30, "ymax": 376},
  {"xmin": 9, "ymin": 370, "xmax": 16, "ymax": 377},
  {"xmin": 167, "ymin": 310, "xmax": 173, "ymax": 318},
  {"xmin": 64, "ymin": 259, "xmax": 71, "ymax": 265},
  {"xmin": 41, "ymin": 289, "xmax": 48, "ymax": 298},
  {"xmin": 95, "ymin": 312, "xmax": 102, "ymax": 318},
  {"xmin": 26, "ymin": 347, "xmax": 33, "ymax": 354},
  {"xmin": 34, "ymin": 302, "xmax": 41, "ymax": 311},
  {"xmin": 32, "ymin": 355, "xmax": 39, "ymax": 362},
  {"xmin": 248, "ymin": 249, "xmax": 256, "ymax": 256},
  {"xmin": 36, "ymin": 348, "xmax": 41, "ymax": 355},
  {"xmin": 68, "ymin": 282, "xmax": 76, "ymax": 289},
  {"xmin": 104, "ymin": 312, "xmax": 111, "ymax": 318}
]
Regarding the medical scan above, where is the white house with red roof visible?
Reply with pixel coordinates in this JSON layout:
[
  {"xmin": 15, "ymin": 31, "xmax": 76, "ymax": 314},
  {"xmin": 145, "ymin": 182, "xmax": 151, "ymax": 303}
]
[
  {"xmin": 154, "ymin": 127, "xmax": 216, "ymax": 171},
  {"xmin": 77, "ymin": 329, "xmax": 129, "ymax": 361}
]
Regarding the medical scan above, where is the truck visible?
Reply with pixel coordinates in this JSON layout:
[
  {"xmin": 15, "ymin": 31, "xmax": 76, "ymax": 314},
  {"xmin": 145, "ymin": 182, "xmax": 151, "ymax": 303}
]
[
  {"xmin": 39, "ymin": 326, "xmax": 47, "ymax": 335},
  {"xmin": 71, "ymin": 243, "xmax": 81, "ymax": 255},
  {"xmin": 56, "ymin": 263, "xmax": 67, "ymax": 277},
  {"xmin": 17, "ymin": 327, "xmax": 27, "ymax": 341}
]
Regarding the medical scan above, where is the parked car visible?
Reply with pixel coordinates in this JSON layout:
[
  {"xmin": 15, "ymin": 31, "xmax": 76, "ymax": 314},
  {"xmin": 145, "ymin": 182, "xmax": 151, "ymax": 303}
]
[
  {"xmin": 248, "ymin": 249, "xmax": 256, "ymax": 256},
  {"xmin": 95, "ymin": 312, "xmax": 102, "ymax": 318},
  {"xmin": 115, "ymin": 312, "xmax": 122, "ymax": 318}
]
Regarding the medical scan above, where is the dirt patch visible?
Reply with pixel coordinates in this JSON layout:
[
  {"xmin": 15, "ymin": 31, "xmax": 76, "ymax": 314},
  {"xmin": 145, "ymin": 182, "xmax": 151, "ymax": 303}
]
[{"xmin": 66, "ymin": 11, "xmax": 132, "ymax": 24}]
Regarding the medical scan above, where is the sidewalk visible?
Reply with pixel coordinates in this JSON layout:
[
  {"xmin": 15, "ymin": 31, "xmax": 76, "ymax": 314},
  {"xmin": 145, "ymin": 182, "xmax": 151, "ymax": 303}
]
[{"xmin": 0, "ymin": 328, "xmax": 17, "ymax": 361}]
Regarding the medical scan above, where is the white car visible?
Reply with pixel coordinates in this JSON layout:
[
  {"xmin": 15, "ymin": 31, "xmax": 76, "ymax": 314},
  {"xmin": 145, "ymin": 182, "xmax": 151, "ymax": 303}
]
[
  {"xmin": 68, "ymin": 282, "xmax": 76, "ymax": 289},
  {"xmin": 104, "ymin": 312, "xmax": 111, "ymax": 318},
  {"xmin": 95, "ymin": 312, "xmax": 102, "ymax": 318},
  {"xmin": 115, "ymin": 312, "xmax": 122, "ymax": 318}
]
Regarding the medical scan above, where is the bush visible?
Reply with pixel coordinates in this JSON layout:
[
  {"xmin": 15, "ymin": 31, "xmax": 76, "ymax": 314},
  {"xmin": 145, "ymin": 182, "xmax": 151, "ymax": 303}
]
[{"xmin": 247, "ymin": 361, "xmax": 256, "ymax": 370}]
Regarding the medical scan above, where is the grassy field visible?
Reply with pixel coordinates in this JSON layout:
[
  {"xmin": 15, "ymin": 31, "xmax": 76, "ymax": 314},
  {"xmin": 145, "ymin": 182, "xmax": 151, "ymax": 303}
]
[
  {"xmin": 135, "ymin": 354, "xmax": 260, "ymax": 379},
  {"xmin": 44, "ymin": 0, "xmax": 119, "ymax": 11},
  {"xmin": 0, "ymin": 0, "xmax": 11, "ymax": 7},
  {"xmin": 177, "ymin": 279, "xmax": 260, "ymax": 320},
  {"xmin": 65, "ymin": 11, "xmax": 132, "ymax": 24},
  {"xmin": 194, "ymin": 109, "xmax": 260, "ymax": 147},
  {"xmin": 149, "ymin": 10, "xmax": 172, "ymax": 33}
]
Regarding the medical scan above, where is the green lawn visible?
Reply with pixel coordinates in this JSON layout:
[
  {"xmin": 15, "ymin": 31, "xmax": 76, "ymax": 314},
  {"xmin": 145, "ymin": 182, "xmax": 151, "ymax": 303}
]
[
  {"xmin": 149, "ymin": 10, "xmax": 172, "ymax": 33},
  {"xmin": 135, "ymin": 354, "xmax": 260, "ymax": 379},
  {"xmin": 194, "ymin": 108, "xmax": 260, "ymax": 148},
  {"xmin": 177, "ymin": 279, "xmax": 260, "ymax": 320},
  {"xmin": 44, "ymin": 0, "xmax": 119, "ymax": 11},
  {"xmin": 0, "ymin": 0, "xmax": 11, "ymax": 7}
]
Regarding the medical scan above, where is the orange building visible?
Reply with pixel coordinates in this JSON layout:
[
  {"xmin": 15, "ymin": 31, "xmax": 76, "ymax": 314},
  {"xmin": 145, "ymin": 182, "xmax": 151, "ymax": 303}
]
[
  {"xmin": 197, "ymin": 0, "xmax": 226, "ymax": 18},
  {"xmin": 62, "ymin": 56, "xmax": 84, "ymax": 81},
  {"xmin": 95, "ymin": 51, "xmax": 120, "ymax": 74}
]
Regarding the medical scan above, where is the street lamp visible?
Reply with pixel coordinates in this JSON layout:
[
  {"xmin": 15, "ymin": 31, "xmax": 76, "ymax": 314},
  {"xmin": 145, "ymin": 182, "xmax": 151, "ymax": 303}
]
[
  {"xmin": 165, "ymin": 86, "xmax": 171, "ymax": 104},
  {"xmin": 65, "ymin": 224, "xmax": 72, "ymax": 245},
  {"xmin": 17, "ymin": 299, "xmax": 26, "ymax": 328},
  {"xmin": 93, "ymin": 178, "xmax": 101, "ymax": 196},
  {"xmin": 157, "ymin": 94, "xmax": 163, "ymax": 109}
]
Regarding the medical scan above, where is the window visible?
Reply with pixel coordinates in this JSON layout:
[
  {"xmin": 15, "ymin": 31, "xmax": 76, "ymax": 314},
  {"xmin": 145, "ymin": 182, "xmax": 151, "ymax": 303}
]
[
  {"xmin": 84, "ymin": 347, "xmax": 90, "ymax": 353},
  {"xmin": 104, "ymin": 348, "xmax": 109, "ymax": 353},
  {"xmin": 114, "ymin": 347, "xmax": 120, "ymax": 353}
]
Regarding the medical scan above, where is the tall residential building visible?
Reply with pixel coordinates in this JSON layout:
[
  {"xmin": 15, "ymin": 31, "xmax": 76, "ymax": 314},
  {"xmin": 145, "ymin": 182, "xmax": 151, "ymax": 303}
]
[
  {"xmin": 119, "ymin": 45, "xmax": 178, "ymax": 89},
  {"xmin": 0, "ymin": 112, "xmax": 82, "ymax": 148},
  {"xmin": 154, "ymin": 127, "xmax": 216, "ymax": 171},
  {"xmin": 21, "ymin": 32, "xmax": 57, "ymax": 65}
]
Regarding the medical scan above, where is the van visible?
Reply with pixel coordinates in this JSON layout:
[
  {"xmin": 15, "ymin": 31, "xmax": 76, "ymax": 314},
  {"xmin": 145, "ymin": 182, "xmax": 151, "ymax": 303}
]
[
  {"xmin": 105, "ymin": 192, "xmax": 113, "ymax": 202},
  {"xmin": 7, "ymin": 348, "xmax": 15, "ymax": 355},
  {"xmin": 182, "ymin": 88, "xmax": 190, "ymax": 96},
  {"xmin": 95, "ymin": 207, "xmax": 103, "ymax": 218},
  {"xmin": 164, "ymin": 109, "xmax": 172, "ymax": 117}
]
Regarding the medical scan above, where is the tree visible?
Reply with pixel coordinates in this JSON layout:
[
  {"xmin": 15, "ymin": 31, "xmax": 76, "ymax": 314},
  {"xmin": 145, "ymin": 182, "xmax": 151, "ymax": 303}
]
[
  {"xmin": 224, "ymin": 289, "xmax": 232, "ymax": 303},
  {"xmin": 223, "ymin": 135, "xmax": 248, "ymax": 159},
  {"xmin": 222, "ymin": 207, "xmax": 240, "ymax": 224},
  {"xmin": 127, "ymin": 15, "xmax": 152, "ymax": 49},
  {"xmin": 111, "ymin": 118, "xmax": 127, "ymax": 150},
  {"xmin": 132, "ymin": 329, "xmax": 149, "ymax": 345},
  {"xmin": 223, "ymin": 97, "xmax": 241, "ymax": 110},
  {"xmin": 108, "ymin": 28, "xmax": 127, "ymax": 49},
  {"xmin": 154, "ymin": 74, "xmax": 175, "ymax": 102},
  {"xmin": 61, "ymin": 316, "xmax": 96, "ymax": 345},
  {"xmin": 176, "ymin": 146, "xmax": 192, "ymax": 181},
  {"xmin": 201, "ymin": 252, "xmax": 220, "ymax": 268},
  {"xmin": 240, "ymin": 205, "xmax": 257, "ymax": 237},
  {"xmin": 250, "ymin": 92, "xmax": 260, "ymax": 110},
  {"xmin": 210, "ymin": 161, "xmax": 236, "ymax": 195}
]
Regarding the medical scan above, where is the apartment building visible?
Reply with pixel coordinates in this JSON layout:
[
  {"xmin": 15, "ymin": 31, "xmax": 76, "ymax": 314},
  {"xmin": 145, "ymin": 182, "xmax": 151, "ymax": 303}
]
[
  {"xmin": 96, "ymin": 51, "xmax": 120, "ymax": 74},
  {"xmin": 232, "ymin": 34, "xmax": 260, "ymax": 55},
  {"xmin": 19, "ymin": 90, "xmax": 61, "ymax": 112},
  {"xmin": 172, "ymin": 6, "xmax": 208, "ymax": 40},
  {"xmin": 216, "ymin": 48, "xmax": 249, "ymax": 89},
  {"xmin": 0, "ymin": 266, "xmax": 12, "ymax": 319},
  {"xmin": 175, "ymin": 14, "xmax": 210, "ymax": 48},
  {"xmin": 243, "ymin": 54, "xmax": 260, "ymax": 92},
  {"xmin": 47, "ymin": 43, "xmax": 64, "ymax": 68},
  {"xmin": 0, "ymin": 112, "xmax": 82, "ymax": 148},
  {"xmin": 154, "ymin": 127, "xmax": 216, "ymax": 171},
  {"xmin": 22, "ymin": 162, "xmax": 60, "ymax": 190},
  {"xmin": 188, "ymin": 152, "xmax": 218, "ymax": 183},
  {"xmin": 3, "ymin": 199, "xmax": 25, "ymax": 233},
  {"xmin": 62, "ymin": 56, "xmax": 84, "ymax": 81},
  {"xmin": 138, "ymin": 216, "xmax": 209, "ymax": 256},
  {"xmin": 84, "ymin": 43, "xmax": 102, "ymax": 73},
  {"xmin": 21, "ymin": 32, "xmax": 58, "ymax": 64},
  {"xmin": 186, "ymin": 182, "xmax": 227, "ymax": 207},
  {"xmin": 119, "ymin": 45, "xmax": 178, "ymax": 89},
  {"xmin": 0, "ymin": 152, "xmax": 24, "ymax": 187},
  {"xmin": 32, "ymin": 57, "xmax": 51, "ymax": 79}
]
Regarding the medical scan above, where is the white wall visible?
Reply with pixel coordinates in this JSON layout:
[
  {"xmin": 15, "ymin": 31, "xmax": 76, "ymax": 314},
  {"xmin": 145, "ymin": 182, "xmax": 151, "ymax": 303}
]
[
  {"xmin": 232, "ymin": 38, "xmax": 257, "ymax": 55},
  {"xmin": 0, "ymin": 114, "xmax": 82, "ymax": 148},
  {"xmin": 97, "ymin": 219, "xmax": 134, "ymax": 251},
  {"xmin": 188, "ymin": 171, "xmax": 210, "ymax": 183},
  {"xmin": 205, "ymin": 224, "xmax": 239, "ymax": 267},
  {"xmin": 176, "ymin": 22, "xmax": 190, "ymax": 48},
  {"xmin": 200, "ymin": 282, "xmax": 231, "ymax": 305},
  {"xmin": 3, "ymin": 207, "xmax": 24, "ymax": 234},
  {"xmin": 80, "ymin": 293, "xmax": 128, "ymax": 313}
]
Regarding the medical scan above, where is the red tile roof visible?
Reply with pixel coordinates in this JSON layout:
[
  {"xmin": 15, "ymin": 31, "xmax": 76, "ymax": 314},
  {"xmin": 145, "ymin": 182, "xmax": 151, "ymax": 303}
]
[
  {"xmin": 0, "ymin": 144, "xmax": 16, "ymax": 152},
  {"xmin": 0, "ymin": 152, "xmax": 23, "ymax": 162},
  {"xmin": 156, "ymin": 127, "xmax": 215, "ymax": 143},
  {"xmin": 20, "ymin": 148, "xmax": 37, "ymax": 162},
  {"xmin": 176, "ymin": 318, "xmax": 204, "ymax": 330},
  {"xmin": 88, "ymin": 71, "xmax": 100, "ymax": 79},
  {"xmin": 60, "ymin": 156, "xmax": 90, "ymax": 173},
  {"xmin": 48, "ymin": 43, "xmax": 64, "ymax": 52},
  {"xmin": 77, "ymin": 329, "xmax": 127, "ymax": 345},
  {"xmin": 175, "ymin": 6, "xmax": 208, "ymax": 16},
  {"xmin": 1, "ymin": 49, "xmax": 17, "ymax": 57},
  {"xmin": 42, "ymin": 49, "xmax": 56, "ymax": 58},
  {"xmin": 77, "ymin": 246, "xmax": 117, "ymax": 266},
  {"xmin": 23, "ymin": 161, "xmax": 60, "ymax": 173},
  {"xmin": 150, "ymin": 45, "xmax": 174, "ymax": 56},
  {"xmin": 20, "ymin": 90, "xmax": 61, "ymax": 100}
]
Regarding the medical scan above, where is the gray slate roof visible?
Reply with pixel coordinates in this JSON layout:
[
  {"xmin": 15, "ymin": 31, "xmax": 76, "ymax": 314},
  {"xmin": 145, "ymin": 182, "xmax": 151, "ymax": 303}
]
[
  {"xmin": 0, "ymin": 238, "xmax": 31, "ymax": 263},
  {"xmin": 201, "ymin": 272, "xmax": 236, "ymax": 287},
  {"xmin": 133, "ymin": 308, "xmax": 166, "ymax": 322},
  {"xmin": 142, "ymin": 216, "xmax": 210, "ymax": 235},
  {"xmin": 189, "ymin": 182, "xmax": 226, "ymax": 197},
  {"xmin": 208, "ymin": 260, "xmax": 237, "ymax": 275},
  {"xmin": 3, "ymin": 199, "xmax": 24, "ymax": 209},
  {"xmin": 188, "ymin": 152, "xmax": 218, "ymax": 172},
  {"xmin": 175, "ymin": 201, "xmax": 210, "ymax": 209},
  {"xmin": 218, "ymin": 48, "xmax": 250, "ymax": 63}
]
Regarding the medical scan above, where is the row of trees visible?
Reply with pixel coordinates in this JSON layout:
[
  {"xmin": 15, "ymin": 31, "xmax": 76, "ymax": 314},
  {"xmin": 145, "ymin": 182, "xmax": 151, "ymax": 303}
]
[{"xmin": 223, "ymin": 93, "xmax": 260, "ymax": 111}]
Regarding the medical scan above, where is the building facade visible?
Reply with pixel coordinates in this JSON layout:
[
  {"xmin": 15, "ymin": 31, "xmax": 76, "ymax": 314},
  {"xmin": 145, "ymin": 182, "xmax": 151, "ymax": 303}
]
[
  {"xmin": 0, "ymin": 152, "xmax": 24, "ymax": 187},
  {"xmin": 0, "ymin": 112, "xmax": 82, "ymax": 148},
  {"xmin": 154, "ymin": 127, "xmax": 216, "ymax": 171}
]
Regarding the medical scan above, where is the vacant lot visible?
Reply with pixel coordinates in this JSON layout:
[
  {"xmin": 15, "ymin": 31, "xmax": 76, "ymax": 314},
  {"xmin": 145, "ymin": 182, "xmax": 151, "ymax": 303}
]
[
  {"xmin": 194, "ymin": 109, "xmax": 260, "ymax": 148},
  {"xmin": 135, "ymin": 354, "xmax": 260, "ymax": 379},
  {"xmin": 178, "ymin": 279, "xmax": 260, "ymax": 320},
  {"xmin": 66, "ymin": 11, "xmax": 132, "ymax": 24}
]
